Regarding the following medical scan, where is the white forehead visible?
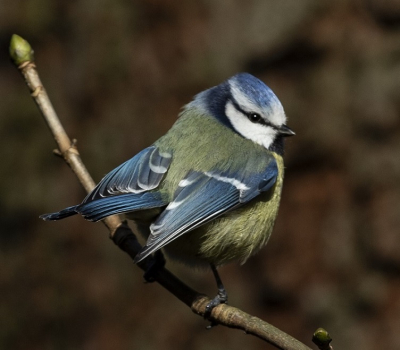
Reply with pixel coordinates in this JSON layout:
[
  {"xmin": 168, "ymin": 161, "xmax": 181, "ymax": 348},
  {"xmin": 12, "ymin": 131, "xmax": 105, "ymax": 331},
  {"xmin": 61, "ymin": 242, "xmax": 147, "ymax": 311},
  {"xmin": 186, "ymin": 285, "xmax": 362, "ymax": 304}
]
[{"xmin": 229, "ymin": 80, "xmax": 286, "ymax": 126}]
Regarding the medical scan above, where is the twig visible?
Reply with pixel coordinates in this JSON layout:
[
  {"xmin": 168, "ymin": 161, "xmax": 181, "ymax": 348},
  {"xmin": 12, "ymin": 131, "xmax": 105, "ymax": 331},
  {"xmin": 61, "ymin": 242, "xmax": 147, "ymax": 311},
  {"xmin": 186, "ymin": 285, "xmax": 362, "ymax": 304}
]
[
  {"xmin": 10, "ymin": 34, "xmax": 315, "ymax": 350},
  {"xmin": 9, "ymin": 35, "xmax": 121, "ymax": 234}
]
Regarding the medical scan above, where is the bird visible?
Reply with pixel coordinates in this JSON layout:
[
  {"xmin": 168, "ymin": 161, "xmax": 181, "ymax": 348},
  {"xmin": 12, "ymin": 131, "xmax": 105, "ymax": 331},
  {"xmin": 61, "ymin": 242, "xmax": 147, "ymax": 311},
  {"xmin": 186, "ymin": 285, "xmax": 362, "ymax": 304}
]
[{"xmin": 41, "ymin": 72, "xmax": 295, "ymax": 311}]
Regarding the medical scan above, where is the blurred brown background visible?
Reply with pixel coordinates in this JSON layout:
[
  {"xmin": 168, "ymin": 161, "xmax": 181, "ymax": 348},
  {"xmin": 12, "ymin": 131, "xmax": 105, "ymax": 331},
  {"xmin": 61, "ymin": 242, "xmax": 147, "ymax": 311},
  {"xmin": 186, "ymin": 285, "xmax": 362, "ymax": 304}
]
[{"xmin": 1, "ymin": 1, "xmax": 400, "ymax": 349}]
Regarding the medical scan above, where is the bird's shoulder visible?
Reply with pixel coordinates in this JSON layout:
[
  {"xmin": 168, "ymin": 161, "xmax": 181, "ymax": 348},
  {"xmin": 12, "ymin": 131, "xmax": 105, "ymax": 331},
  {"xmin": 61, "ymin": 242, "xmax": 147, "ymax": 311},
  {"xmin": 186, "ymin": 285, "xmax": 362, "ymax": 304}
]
[
  {"xmin": 157, "ymin": 109, "xmax": 278, "ymax": 169},
  {"xmin": 153, "ymin": 109, "xmax": 282, "ymax": 198}
]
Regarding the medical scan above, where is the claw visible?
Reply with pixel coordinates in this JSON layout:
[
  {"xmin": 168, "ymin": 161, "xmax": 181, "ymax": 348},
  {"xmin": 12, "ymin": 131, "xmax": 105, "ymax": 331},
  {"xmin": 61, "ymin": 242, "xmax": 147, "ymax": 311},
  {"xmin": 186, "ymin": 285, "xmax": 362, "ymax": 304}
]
[
  {"xmin": 204, "ymin": 264, "xmax": 228, "ymax": 319},
  {"xmin": 205, "ymin": 289, "xmax": 228, "ymax": 315}
]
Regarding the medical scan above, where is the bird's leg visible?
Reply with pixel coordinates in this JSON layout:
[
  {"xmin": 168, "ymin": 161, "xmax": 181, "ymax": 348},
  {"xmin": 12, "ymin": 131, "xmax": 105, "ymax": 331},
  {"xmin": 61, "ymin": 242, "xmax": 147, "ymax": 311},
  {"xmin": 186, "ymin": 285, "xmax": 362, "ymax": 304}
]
[
  {"xmin": 143, "ymin": 250, "xmax": 166, "ymax": 283},
  {"xmin": 205, "ymin": 264, "xmax": 228, "ymax": 318}
]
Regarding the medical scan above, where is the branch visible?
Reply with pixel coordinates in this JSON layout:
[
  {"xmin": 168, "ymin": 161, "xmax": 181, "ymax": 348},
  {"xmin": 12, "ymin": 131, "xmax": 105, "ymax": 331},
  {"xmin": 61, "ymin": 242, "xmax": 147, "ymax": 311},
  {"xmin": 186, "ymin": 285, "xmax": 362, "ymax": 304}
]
[{"xmin": 10, "ymin": 34, "xmax": 319, "ymax": 350}]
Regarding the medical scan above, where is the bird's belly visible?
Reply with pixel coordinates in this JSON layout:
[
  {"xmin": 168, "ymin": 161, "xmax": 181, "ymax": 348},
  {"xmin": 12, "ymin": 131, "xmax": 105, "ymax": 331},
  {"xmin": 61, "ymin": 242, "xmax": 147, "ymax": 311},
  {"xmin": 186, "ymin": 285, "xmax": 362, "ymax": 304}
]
[{"xmin": 163, "ymin": 190, "xmax": 281, "ymax": 268}]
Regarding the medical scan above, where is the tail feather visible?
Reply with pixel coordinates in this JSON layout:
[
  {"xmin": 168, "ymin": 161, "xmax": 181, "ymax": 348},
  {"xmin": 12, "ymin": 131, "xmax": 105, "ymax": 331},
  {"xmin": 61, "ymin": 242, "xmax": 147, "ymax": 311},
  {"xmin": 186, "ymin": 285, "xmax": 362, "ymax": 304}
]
[
  {"xmin": 40, "ymin": 205, "xmax": 79, "ymax": 221},
  {"xmin": 40, "ymin": 192, "xmax": 167, "ymax": 222},
  {"xmin": 77, "ymin": 192, "xmax": 166, "ymax": 222}
]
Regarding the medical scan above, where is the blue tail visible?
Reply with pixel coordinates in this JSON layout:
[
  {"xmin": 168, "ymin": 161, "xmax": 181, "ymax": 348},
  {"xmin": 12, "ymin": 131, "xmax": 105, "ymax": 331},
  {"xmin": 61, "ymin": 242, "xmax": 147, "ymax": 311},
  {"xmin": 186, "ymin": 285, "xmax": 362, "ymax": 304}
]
[
  {"xmin": 40, "ymin": 205, "xmax": 79, "ymax": 221},
  {"xmin": 76, "ymin": 192, "xmax": 166, "ymax": 222},
  {"xmin": 40, "ymin": 192, "xmax": 167, "ymax": 222}
]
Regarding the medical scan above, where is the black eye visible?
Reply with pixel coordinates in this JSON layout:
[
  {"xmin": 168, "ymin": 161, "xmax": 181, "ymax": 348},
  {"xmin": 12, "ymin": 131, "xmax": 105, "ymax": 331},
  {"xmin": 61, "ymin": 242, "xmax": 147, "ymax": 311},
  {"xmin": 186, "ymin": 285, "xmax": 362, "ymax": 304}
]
[{"xmin": 248, "ymin": 113, "xmax": 261, "ymax": 123}]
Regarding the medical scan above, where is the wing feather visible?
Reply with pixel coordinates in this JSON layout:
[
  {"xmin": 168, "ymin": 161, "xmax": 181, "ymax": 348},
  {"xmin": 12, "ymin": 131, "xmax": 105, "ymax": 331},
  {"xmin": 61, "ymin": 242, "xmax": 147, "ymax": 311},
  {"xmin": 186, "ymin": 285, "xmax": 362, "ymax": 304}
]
[
  {"xmin": 41, "ymin": 146, "xmax": 171, "ymax": 222},
  {"xmin": 85, "ymin": 146, "xmax": 172, "ymax": 201},
  {"xmin": 134, "ymin": 159, "xmax": 278, "ymax": 263}
]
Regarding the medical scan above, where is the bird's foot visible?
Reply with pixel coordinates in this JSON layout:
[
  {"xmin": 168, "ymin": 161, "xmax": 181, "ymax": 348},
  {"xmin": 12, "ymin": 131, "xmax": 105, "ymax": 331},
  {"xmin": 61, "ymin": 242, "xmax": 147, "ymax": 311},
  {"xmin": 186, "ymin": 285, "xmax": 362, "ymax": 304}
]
[
  {"xmin": 204, "ymin": 264, "xmax": 228, "ymax": 328},
  {"xmin": 143, "ymin": 250, "xmax": 166, "ymax": 283},
  {"xmin": 204, "ymin": 287, "xmax": 228, "ymax": 326}
]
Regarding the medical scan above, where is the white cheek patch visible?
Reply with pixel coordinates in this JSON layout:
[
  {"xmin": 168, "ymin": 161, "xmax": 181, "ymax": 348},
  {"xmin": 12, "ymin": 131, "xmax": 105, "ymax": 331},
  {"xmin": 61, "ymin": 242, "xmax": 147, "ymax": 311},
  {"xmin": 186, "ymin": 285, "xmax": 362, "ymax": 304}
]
[{"xmin": 225, "ymin": 101, "xmax": 277, "ymax": 149}]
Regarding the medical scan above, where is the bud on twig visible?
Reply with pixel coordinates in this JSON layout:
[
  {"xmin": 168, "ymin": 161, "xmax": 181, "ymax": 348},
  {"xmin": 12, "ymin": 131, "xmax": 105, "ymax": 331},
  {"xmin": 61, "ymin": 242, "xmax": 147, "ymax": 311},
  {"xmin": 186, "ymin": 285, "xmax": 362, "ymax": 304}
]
[{"xmin": 9, "ymin": 34, "xmax": 34, "ymax": 66}]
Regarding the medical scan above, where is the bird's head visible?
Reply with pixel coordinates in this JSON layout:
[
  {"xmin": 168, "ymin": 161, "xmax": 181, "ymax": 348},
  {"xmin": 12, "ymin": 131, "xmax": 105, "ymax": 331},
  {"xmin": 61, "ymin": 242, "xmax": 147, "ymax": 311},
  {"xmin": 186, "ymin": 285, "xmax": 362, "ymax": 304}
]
[{"xmin": 188, "ymin": 73, "xmax": 295, "ymax": 153}]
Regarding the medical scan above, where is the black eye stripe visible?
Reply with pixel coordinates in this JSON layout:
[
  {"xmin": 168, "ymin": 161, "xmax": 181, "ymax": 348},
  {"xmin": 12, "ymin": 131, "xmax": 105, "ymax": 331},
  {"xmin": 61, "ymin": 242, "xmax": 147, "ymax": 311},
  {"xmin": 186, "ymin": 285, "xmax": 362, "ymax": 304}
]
[{"xmin": 229, "ymin": 99, "xmax": 275, "ymax": 128}]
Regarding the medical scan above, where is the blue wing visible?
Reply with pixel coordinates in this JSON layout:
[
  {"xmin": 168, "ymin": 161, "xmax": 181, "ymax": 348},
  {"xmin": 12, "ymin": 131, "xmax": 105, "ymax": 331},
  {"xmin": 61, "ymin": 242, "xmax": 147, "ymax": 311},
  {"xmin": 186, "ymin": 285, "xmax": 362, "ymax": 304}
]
[
  {"xmin": 134, "ymin": 159, "xmax": 278, "ymax": 262},
  {"xmin": 41, "ymin": 146, "xmax": 171, "ymax": 221},
  {"xmin": 85, "ymin": 146, "xmax": 172, "ymax": 201}
]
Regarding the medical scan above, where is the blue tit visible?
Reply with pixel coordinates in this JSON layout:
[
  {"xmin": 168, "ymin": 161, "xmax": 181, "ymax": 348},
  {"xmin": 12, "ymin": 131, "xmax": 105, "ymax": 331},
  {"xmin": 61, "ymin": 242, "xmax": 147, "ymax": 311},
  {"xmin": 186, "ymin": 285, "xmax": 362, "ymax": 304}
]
[{"xmin": 41, "ymin": 73, "xmax": 294, "ymax": 309}]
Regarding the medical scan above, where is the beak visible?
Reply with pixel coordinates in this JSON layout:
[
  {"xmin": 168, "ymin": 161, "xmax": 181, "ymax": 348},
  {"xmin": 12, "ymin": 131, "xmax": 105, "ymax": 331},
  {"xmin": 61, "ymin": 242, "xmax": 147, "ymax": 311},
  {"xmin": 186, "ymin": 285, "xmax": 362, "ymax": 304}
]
[{"xmin": 278, "ymin": 124, "xmax": 295, "ymax": 137}]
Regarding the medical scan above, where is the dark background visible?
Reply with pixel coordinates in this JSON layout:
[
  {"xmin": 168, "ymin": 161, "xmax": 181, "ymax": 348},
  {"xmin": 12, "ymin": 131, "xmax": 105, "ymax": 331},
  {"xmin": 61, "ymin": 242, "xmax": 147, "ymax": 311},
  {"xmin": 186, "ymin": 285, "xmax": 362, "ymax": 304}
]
[{"xmin": 1, "ymin": 1, "xmax": 400, "ymax": 349}]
